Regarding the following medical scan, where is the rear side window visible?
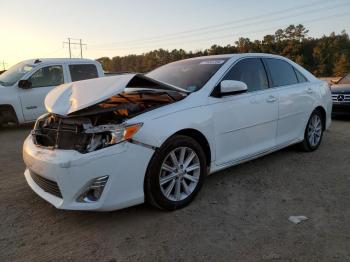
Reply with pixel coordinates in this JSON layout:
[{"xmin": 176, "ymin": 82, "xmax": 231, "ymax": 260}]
[
  {"xmin": 264, "ymin": 58, "xmax": 298, "ymax": 87},
  {"xmin": 69, "ymin": 64, "xmax": 98, "ymax": 82},
  {"xmin": 223, "ymin": 58, "xmax": 268, "ymax": 92},
  {"xmin": 294, "ymin": 68, "xmax": 308, "ymax": 83}
]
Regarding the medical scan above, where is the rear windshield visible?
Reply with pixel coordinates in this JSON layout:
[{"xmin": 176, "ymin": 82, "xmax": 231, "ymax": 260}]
[{"xmin": 147, "ymin": 58, "xmax": 229, "ymax": 92}]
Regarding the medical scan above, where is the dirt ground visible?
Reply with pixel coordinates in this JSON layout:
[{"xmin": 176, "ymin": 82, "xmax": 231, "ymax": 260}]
[{"xmin": 0, "ymin": 119, "xmax": 349, "ymax": 262}]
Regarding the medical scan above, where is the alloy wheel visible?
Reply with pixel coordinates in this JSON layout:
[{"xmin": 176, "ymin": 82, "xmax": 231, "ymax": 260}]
[
  {"xmin": 308, "ymin": 114, "xmax": 322, "ymax": 147},
  {"xmin": 159, "ymin": 147, "xmax": 200, "ymax": 201}
]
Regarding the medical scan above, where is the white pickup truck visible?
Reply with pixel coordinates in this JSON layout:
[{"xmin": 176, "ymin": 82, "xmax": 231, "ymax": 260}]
[{"xmin": 0, "ymin": 58, "xmax": 104, "ymax": 125}]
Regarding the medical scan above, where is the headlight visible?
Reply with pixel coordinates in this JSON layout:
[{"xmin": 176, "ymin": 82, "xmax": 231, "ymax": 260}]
[{"xmin": 85, "ymin": 123, "xmax": 142, "ymax": 152}]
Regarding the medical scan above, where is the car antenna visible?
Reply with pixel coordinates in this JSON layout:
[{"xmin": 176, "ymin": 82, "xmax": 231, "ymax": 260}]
[{"xmin": 34, "ymin": 59, "xmax": 42, "ymax": 64}]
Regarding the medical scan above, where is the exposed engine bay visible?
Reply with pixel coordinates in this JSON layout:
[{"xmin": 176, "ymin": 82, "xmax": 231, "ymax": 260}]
[{"xmin": 32, "ymin": 89, "xmax": 186, "ymax": 153}]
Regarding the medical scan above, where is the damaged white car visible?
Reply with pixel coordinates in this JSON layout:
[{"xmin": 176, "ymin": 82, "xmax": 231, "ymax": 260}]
[{"xmin": 23, "ymin": 54, "xmax": 332, "ymax": 211}]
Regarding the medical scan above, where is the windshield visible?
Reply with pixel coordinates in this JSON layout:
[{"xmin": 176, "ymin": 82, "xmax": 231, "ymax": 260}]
[
  {"xmin": 146, "ymin": 58, "xmax": 229, "ymax": 92},
  {"xmin": 338, "ymin": 73, "xmax": 350, "ymax": 85},
  {"xmin": 0, "ymin": 62, "xmax": 35, "ymax": 86}
]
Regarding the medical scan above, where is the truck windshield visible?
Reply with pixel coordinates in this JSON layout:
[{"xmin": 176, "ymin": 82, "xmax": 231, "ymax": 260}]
[
  {"xmin": 0, "ymin": 62, "xmax": 35, "ymax": 86},
  {"xmin": 146, "ymin": 58, "xmax": 228, "ymax": 92}
]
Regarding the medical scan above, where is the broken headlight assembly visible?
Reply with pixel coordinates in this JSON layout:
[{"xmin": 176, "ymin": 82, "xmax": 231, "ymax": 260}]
[
  {"xmin": 31, "ymin": 114, "xmax": 143, "ymax": 153},
  {"xmin": 85, "ymin": 123, "xmax": 143, "ymax": 152}
]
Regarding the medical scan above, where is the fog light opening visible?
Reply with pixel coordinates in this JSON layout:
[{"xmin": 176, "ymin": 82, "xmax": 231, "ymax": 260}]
[{"xmin": 77, "ymin": 175, "xmax": 109, "ymax": 203}]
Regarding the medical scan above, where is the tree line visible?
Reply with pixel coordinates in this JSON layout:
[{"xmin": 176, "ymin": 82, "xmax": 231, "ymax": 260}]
[{"xmin": 97, "ymin": 24, "xmax": 350, "ymax": 77}]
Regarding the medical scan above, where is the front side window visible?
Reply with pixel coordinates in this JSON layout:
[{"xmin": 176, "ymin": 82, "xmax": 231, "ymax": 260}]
[
  {"xmin": 69, "ymin": 64, "xmax": 98, "ymax": 82},
  {"xmin": 29, "ymin": 65, "xmax": 64, "ymax": 88},
  {"xmin": 264, "ymin": 58, "xmax": 298, "ymax": 87},
  {"xmin": 223, "ymin": 58, "xmax": 269, "ymax": 92}
]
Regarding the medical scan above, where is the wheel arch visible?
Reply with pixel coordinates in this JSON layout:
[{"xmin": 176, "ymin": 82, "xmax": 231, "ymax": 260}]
[
  {"xmin": 314, "ymin": 106, "xmax": 326, "ymax": 131},
  {"xmin": 0, "ymin": 104, "xmax": 19, "ymax": 124},
  {"xmin": 143, "ymin": 128, "xmax": 210, "ymax": 209},
  {"xmin": 171, "ymin": 128, "xmax": 212, "ymax": 168}
]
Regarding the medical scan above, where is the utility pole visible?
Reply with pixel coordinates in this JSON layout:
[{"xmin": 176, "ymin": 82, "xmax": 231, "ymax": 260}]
[
  {"xmin": 1, "ymin": 61, "xmax": 6, "ymax": 71},
  {"xmin": 68, "ymin": 38, "xmax": 72, "ymax": 58},
  {"xmin": 63, "ymin": 38, "xmax": 87, "ymax": 58},
  {"xmin": 80, "ymin": 39, "xmax": 83, "ymax": 59}
]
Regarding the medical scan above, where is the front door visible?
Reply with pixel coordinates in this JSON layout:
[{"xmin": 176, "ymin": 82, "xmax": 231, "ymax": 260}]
[
  {"xmin": 209, "ymin": 58, "xmax": 278, "ymax": 166},
  {"xmin": 19, "ymin": 65, "xmax": 65, "ymax": 122}
]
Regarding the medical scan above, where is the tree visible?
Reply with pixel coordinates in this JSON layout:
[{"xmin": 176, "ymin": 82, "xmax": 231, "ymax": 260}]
[
  {"xmin": 96, "ymin": 57, "xmax": 112, "ymax": 72},
  {"xmin": 284, "ymin": 24, "xmax": 309, "ymax": 41},
  {"xmin": 333, "ymin": 54, "xmax": 350, "ymax": 76},
  {"xmin": 235, "ymin": 37, "xmax": 253, "ymax": 53},
  {"xmin": 97, "ymin": 25, "xmax": 350, "ymax": 77}
]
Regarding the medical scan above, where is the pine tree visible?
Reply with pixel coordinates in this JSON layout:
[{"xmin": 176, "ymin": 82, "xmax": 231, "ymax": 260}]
[
  {"xmin": 96, "ymin": 25, "xmax": 350, "ymax": 77},
  {"xmin": 333, "ymin": 54, "xmax": 350, "ymax": 77}
]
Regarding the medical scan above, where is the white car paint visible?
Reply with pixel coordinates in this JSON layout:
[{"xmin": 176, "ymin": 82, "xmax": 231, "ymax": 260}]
[
  {"xmin": 23, "ymin": 136, "xmax": 154, "ymax": 211},
  {"xmin": 45, "ymin": 74, "xmax": 134, "ymax": 115},
  {"xmin": 0, "ymin": 58, "xmax": 104, "ymax": 124},
  {"xmin": 45, "ymin": 73, "xmax": 187, "ymax": 115},
  {"xmin": 23, "ymin": 53, "xmax": 332, "ymax": 211}
]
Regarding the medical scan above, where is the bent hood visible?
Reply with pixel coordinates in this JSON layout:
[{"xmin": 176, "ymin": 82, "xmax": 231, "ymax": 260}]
[{"xmin": 45, "ymin": 74, "xmax": 188, "ymax": 116}]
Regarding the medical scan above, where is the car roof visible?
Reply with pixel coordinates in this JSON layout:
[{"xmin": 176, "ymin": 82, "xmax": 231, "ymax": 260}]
[
  {"xmin": 186, "ymin": 53, "xmax": 288, "ymax": 61},
  {"xmin": 185, "ymin": 53, "xmax": 317, "ymax": 84},
  {"xmin": 22, "ymin": 58, "xmax": 97, "ymax": 65}
]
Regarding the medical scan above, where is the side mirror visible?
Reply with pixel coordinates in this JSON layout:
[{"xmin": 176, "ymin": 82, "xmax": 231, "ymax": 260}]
[
  {"xmin": 18, "ymin": 80, "xmax": 32, "ymax": 89},
  {"xmin": 212, "ymin": 80, "xmax": 247, "ymax": 97}
]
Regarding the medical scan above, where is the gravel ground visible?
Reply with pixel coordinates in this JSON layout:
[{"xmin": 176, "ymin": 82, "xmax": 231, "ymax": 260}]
[{"xmin": 0, "ymin": 119, "xmax": 349, "ymax": 262}]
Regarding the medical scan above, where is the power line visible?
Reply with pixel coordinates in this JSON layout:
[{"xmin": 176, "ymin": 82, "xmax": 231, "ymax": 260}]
[
  {"xmin": 92, "ymin": 1, "xmax": 350, "ymax": 50},
  {"xmin": 42, "ymin": 47, "xmax": 65, "ymax": 57},
  {"xmin": 90, "ymin": 10, "xmax": 350, "ymax": 52},
  {"xmin": 63, "ymin": 38, "xmax": 87, "ymax": 58},
  {"xmin": 90, "ymin": 0, "xmax": 346, "ymax": 48}
]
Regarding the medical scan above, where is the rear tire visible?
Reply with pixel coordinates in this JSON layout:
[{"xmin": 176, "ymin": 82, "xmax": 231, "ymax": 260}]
[
  {"xmin": 145, "ymin": 135, "xmax": 207, "ymax": 211},
  {"xmin": 299, "ymin": 109, "xmax": 324, "ymax": 152}
]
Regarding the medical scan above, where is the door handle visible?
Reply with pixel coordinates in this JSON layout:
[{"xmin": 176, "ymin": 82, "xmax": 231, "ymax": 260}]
[
  {"xmin": 306, "ymin": 87, "xmax": 313, "ymax": 94},
  {"xmin": 266, "ymin": 96, "xmax": 277, "ymax": 103},
  {"xmin": 25, "ymin": 106, "xmax": 37, "ymax": 110}
]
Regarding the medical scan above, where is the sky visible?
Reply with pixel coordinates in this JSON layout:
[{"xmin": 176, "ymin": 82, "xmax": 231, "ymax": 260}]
[{"xmin": 0, "ymin": 0, "xmax": 349, "ymax": 68}]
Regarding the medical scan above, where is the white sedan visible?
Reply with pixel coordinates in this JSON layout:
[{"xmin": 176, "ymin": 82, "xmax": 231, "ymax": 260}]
[{"xmin": 23, "ymin": 53, "xmax": 332, "ymax": 211}]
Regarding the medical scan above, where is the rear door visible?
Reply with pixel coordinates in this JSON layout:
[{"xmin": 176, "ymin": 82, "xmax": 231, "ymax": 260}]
[
  {"xmin": 263, "ymin": 58, "xmax": 313, "ymax": 145},
  {"xmin": 210, "ymin": 58, "xmax": 279, "ymax": 166},
  {"xmin": 19, "ymin": 65, "xmax": 65, "ymax": 122}
]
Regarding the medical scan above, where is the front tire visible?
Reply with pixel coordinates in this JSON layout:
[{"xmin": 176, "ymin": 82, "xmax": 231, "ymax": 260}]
[
  {"xmin": 300, "ymin": 109, "xmax": 324, "ymax": 152},
  {"xmin": 145, "ymin": 135, "xmax": 207, "ymax": 210}
]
